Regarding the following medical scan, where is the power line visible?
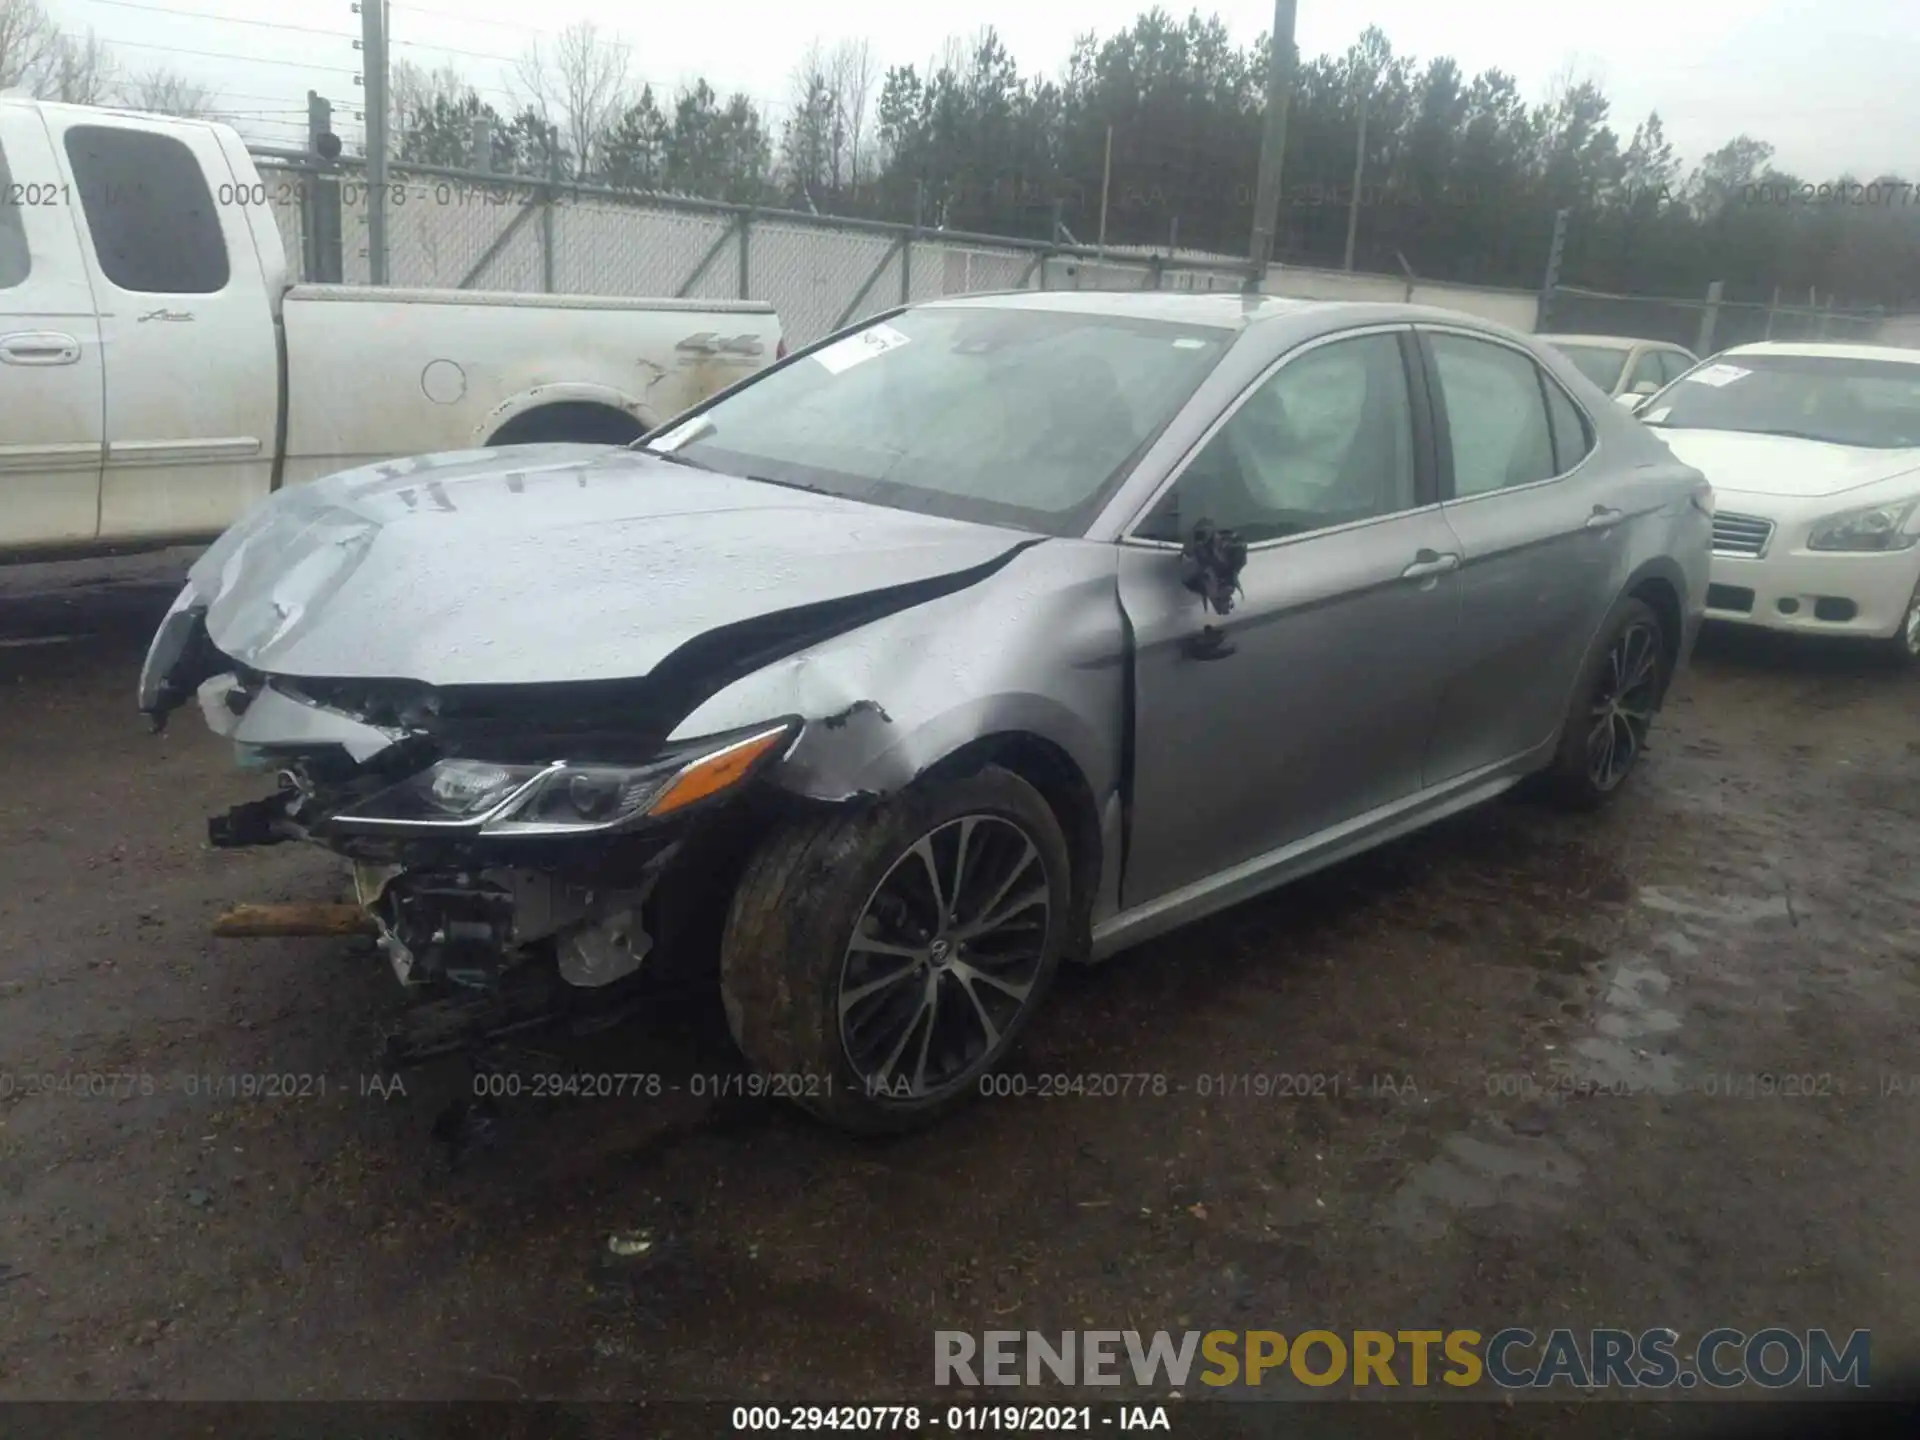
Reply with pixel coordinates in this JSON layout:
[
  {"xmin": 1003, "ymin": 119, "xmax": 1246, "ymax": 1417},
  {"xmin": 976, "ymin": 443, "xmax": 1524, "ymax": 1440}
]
[
  {"xmin": 83, "ymin": 0, "xmax": 354, "ymax": 40},
  {"xmin": 106, "ymin": 39, "xmax": 360, "ymax": 76},
  {"xmin": 386, "ymin": 17, "xmax": 792, "ymax": 115}
]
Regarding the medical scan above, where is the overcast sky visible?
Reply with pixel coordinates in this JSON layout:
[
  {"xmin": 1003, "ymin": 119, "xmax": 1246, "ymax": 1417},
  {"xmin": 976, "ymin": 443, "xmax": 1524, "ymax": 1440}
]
[{"xmin": 43, "ymin": 0, "xmax": 1920, "ymax": 180}]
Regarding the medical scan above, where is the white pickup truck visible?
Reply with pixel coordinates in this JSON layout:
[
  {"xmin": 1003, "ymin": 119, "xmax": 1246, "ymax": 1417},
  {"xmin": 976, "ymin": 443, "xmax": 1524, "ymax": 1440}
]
[{"xmin": 0, "ymin": 99, "xmax": 783, "ymax": 556}]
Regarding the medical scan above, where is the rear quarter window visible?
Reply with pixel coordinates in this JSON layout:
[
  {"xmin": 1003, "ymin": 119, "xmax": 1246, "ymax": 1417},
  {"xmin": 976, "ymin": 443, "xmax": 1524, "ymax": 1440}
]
[{"xmin": 64, "ymin": 126, "xmax": 230, "ymax": 294}]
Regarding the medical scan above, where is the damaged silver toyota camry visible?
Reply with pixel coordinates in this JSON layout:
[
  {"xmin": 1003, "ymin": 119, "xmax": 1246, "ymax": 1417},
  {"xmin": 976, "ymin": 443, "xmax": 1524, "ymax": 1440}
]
[{"xmin": 140, "ymin": 292, "xmax": 1712, "ymax": 1132}]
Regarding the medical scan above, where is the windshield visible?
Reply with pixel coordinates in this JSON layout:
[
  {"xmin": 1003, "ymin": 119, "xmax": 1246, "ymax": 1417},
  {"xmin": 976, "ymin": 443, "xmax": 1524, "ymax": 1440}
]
[
  {"xmin": 1639, "ymin": 354, "xmax": 1920, "ymax": 449},
  {"xmin": 645, "ymin": 305, "xmax": 1233, "ymax": 535},
  {"xmin": 1550, "ymin": 343, "xmax": 1630, "ymax": 392}
]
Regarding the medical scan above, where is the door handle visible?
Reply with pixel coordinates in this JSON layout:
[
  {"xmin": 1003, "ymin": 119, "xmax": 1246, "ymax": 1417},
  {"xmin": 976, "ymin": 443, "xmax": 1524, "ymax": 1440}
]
[
  {"xmin": 1401, "ymin": 549, "xmax": 1460, "ymax": 580},
  {"xmin": 0, "ymin": 331, "xmax": 81, "ymax": 366},
  {"xmin": 1585, "ymin": 505, "xmax": 1625, "ymax": 530}
]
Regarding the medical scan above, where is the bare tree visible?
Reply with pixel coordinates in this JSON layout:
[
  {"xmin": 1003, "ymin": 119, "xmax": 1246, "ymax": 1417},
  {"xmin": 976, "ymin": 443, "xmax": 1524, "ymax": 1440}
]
[
  {"xmin": 0, "ymin": 0, "xmax": 58, "ymax": 92},
  {"xmin": 35, "ymin": 27, "xmax": 114, "ymax": 105},
  {"xmin": 781, "ymin": 40, "xmax": 835, "ymax": 200},
  {"xmin": 119, "ymin": 66, "xmax": 215, "ymax": 118},
  {"xmin": 389, "ymin": 57, "xmax": 467, "ymax": 153},
  {"xmin": 515, "ymin": 20, "xmax": 629, "ymax": 177},
  {"xmin": 832, "ymin": 38, "xmax": 877, "ymax": 191}
]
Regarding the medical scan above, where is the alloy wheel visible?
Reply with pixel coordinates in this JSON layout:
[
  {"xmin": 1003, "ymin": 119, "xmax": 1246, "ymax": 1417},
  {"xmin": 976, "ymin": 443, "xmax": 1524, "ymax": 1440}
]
[
  {"xmin": 1902, "ymin": 584, "xmax": 1920, "ymax": 657},
  {"xmin": 836, "ymin": 814, "xmax": 1053, "ymax": 1101},
  {"xmin": 1587, "ymin": 621, "xmax": 1661, "ymax": 791}
]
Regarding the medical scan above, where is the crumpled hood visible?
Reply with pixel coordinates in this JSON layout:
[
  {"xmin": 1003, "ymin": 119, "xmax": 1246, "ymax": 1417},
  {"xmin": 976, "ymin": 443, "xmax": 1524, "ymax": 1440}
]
[
  {"xmin": 187, "ymin": 444, "xmax": 1033, "ymax": 686},
  {"xmin": 1653, "ymin": 428, "xmax": 1920, "ymax": 500}
]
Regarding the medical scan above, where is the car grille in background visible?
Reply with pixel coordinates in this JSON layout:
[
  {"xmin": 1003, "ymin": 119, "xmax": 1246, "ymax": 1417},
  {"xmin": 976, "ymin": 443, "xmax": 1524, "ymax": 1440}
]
[{"xmin": 1712, "ymin": 512, "xmax": 1774, "ymax": 556}]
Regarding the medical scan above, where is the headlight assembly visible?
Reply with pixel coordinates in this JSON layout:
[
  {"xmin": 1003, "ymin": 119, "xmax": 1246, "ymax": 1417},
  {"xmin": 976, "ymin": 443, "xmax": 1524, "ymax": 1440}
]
[
  {"xmin": 333, "ymin": 723, "xmax": 795, "ymax": 835},
  {"xmin": 1806, "ymin": 496, "xmax": 1920, "ymax": 552}
]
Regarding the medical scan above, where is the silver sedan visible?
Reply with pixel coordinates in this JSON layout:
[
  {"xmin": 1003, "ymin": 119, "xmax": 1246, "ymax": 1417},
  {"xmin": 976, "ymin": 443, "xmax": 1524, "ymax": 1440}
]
[{"xmin": 139, "ymin": 292, "xmax": 1712, "ymax": 1133}]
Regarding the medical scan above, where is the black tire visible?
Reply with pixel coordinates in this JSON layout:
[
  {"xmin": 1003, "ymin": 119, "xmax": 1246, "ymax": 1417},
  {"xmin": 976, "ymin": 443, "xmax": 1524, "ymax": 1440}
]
[
  {"xmin": 718, "ymin": 765, "xmax": 1071, "ymax": 1134},
  {"xmin": 1543, "ymin": 596, "xmax": 1670, "ymax": 810},
  {"xmin": 1873, "ymin": 576, "xmax": 1920, "ymax": 669}
]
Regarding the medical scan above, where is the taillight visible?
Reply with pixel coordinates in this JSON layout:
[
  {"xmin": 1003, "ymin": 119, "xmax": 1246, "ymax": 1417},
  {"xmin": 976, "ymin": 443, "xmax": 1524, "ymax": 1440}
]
[{"xmin": 776, "ymin": 337, "xmax": 788, "ymax": 360}]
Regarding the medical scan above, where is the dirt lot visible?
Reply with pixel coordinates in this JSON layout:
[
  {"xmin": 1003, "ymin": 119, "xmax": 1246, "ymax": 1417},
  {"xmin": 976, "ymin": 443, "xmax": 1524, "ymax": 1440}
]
[{"xmin": 1, "ymin": 557, "xmax": 1917, "ymax": 1429}]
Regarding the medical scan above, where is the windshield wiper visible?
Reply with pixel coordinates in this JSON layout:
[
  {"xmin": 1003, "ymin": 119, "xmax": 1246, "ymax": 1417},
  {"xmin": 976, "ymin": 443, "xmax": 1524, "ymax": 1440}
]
[
  {"xmin": 640, "ymin": 447, "xmax": 717, "ymax": 471},
  {"xmin": 741, "ymin": 473, "xmax": 831, "ymax": 495}
]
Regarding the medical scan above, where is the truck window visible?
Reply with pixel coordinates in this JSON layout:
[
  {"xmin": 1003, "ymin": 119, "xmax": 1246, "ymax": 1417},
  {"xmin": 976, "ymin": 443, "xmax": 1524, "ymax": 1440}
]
[
  {"xmin": 0, "ymin": 142, "xmax": 29, "ymax": 289},
  {"xmin": 63, "ymin": 126, "xmax": 229, "ymax": 294}
]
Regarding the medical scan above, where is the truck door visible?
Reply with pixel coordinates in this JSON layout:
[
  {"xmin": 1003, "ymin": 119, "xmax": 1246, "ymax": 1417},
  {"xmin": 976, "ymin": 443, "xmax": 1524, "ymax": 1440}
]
[
  {"xmin": 46, "ymin": 113, "xmax": 279, "ymax": 541},
  {"xmin": 0, "ymin": 106, "xmax": 104, "ymax": 548}
]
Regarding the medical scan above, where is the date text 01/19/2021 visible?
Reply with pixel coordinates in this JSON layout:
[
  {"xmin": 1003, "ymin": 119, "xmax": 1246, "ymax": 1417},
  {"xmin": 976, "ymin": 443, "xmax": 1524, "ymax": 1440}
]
[
  {"xmin": 730, "ymin": 1405, "xmax": 1172, "ymax": 1431},
  {"xmin": 964, "ymin": 1072, "xmax": 1416, "ymax": 1100}
]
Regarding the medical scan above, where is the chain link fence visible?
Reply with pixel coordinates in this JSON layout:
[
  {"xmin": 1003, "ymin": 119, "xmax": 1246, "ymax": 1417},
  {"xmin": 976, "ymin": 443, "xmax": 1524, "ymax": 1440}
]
[
  {"xmin": 1543, "ymin": 285, "xmax": 1886, "ymax": 354},
  {"xmin": 253, "ymin": 153, "xmax": 1249, "ymax": 347},
  {"xmin": 260, "ymin": 151, "xmax": 1889, "ymax": 354}
]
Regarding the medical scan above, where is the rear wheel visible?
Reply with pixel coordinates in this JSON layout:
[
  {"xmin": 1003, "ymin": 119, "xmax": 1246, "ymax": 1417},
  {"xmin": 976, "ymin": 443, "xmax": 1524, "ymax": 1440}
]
[
  {"xmin": 485, "ymin": 402, "xmax": 645, "ymax": 448},
  {"xmin": 1544, "ymin": 596, "xmax": 1669, "ymax": 809},
  {"xmin": 719, "ymin": 766, "xmax": 1070, "ymax": 1134}
]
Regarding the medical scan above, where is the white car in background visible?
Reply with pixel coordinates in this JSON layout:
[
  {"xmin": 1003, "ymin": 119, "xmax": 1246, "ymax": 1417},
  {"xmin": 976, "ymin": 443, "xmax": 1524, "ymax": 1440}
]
[
  {"xmin": 1639, "ymin": 342, "xmax": 1920, "ymax": 662},
  {"xmin": 1539, "ymin": 334, "xmax": 1700, "ymax": 407}
]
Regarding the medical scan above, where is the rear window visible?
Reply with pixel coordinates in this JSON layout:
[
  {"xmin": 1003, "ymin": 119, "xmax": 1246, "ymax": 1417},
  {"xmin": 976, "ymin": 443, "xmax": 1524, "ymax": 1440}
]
[
  {"xmin": 64, "ymin": 126, "xmax": 229, "ymax": 294},
  {"xmin": 1552, "ymin": 343, "xmax": 1629, "ymax": 393}
]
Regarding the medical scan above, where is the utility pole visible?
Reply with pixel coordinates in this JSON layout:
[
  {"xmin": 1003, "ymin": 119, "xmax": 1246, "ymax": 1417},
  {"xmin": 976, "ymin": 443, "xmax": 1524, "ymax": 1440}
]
[
  {"xmin": 357, "ymin": 0, "xmax": 389, "ymax": 284},
  {"xmin": 1696, "ymin": 279, "xmax": 1724, "ymax": 356},
  {"xmin": 1538, "ymin": 206, "xmax": 1570, "ymax": 328},
  {"xmin": 1342, "ymin": 72, "xmax": 1369, "ymax": 272},
  {"xmin": 1096, "ymin": 123, "xmax": 1113, "ymax": 263},
  {"xmin": 470, "ymin": 113, "xmax": 492, "ymax": 173},
  {"xmin": 1245, "ymin": 0, "xmax": 1299, "ymax": 292},
  {"xmin": 305, "ymin": 91, "xmax": 343, "ymax": 284}
]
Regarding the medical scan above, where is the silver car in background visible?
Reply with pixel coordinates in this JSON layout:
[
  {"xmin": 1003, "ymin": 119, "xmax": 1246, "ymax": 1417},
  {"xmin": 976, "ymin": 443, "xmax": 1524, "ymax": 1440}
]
[{"xmin": 139, "ymin": 293, "xmax": 1712, "ymax": 1133}]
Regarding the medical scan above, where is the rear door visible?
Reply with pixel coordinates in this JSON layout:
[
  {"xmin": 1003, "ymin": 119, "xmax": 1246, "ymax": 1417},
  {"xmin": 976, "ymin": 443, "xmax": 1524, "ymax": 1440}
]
[
  {"xmin": 0, "ymin": 106, "xmax": 104, "ymax": 547},
  {"xmin": 45, "ymin": 113, "xmax": 279, "ymax": 541},
  {"xmin": 1117, "ymin": 326, "xmax": 1464, "ymax": 908},
  {"xmin": 1419, "ymin": 327, "xmax": 1626, "ymax": 784}
]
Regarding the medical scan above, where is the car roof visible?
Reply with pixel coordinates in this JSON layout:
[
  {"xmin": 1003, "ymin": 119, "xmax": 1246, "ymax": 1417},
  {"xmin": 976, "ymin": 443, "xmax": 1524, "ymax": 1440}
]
[
  {"xmin": 1538, "ymin": 334, "xmax": 1687, "ymax": 351},
  {"xmin": 924, "ymin": 289, "xmax": 1527, "ymax": 338},
  {"xmin": 1717, "ymin": 340, "xmax": 1920, "ymax": 365}
]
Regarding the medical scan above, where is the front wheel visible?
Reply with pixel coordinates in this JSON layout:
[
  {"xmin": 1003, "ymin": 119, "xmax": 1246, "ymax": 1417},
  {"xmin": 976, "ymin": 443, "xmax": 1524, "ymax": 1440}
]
[
  {"xmin": 1874, "ymin": 575, "xmax": 1920, "ymax": 669},
  {"xmin": 719, "ymin": 765, "xmax": 1071, "ymax": 1134},
  {"xmin": 1543, "ymin": 596, "xmax": 1669, "ymax": 810}
]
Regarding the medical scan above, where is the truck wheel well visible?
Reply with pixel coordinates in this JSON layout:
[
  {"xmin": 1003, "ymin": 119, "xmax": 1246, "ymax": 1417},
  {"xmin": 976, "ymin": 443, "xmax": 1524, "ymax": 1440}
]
[
  {"xmin": 485, "ymin": 402, "xmax": 645, "ymax": 448},
  {"xmin": 920, "ymin": 733, "xmax": 1102, "ymax": 958}
]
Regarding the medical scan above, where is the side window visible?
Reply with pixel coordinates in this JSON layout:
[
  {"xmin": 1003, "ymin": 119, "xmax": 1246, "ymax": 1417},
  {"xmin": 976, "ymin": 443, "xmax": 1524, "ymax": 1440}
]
[
  {"xmin": 1626, "ymin": 349, "xmax": 1665, "ymax": 394},
  {"xmin": 1138, "ymin": 332, "xmax": 1416, "ymax": 544},
  {"xmin": 0, "ymin": 141, "xmax": 29, "ymax": 290},
  {"xmin": 1427, "ymin": 333, "xmax": 1555, "ymax": 497},
  {"xmin": 1543, "ymin": 377, "xmax": 1592, "ymax": 473},
  {"xmin": 1659, "ymin": 350, "xmax": 1695, "ymax": 384},
  {"xmin": 63, "ymin": 126, "xmax": 229, "ymax": 294}
]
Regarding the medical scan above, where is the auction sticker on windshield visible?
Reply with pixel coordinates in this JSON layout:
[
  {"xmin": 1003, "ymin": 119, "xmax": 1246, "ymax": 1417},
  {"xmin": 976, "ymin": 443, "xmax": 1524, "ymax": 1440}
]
[
  {"xmin": 815, "ymin": 323, "xmax": 911, "ymax": 374},
  {"xmin": 1688, "ymin": 363, "xmax": 1752, "ymax": 387}
]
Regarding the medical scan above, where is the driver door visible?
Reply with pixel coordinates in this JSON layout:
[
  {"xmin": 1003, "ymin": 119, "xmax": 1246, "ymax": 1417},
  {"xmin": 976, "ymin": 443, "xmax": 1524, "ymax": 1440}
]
[{"xmin": 1115, "ymin": 326, "xmax": 1464, "ymax": 910}]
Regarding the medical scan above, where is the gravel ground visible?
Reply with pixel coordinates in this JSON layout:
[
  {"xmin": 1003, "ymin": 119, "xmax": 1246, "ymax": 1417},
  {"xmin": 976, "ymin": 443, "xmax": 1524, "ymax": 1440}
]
[{"xmin": 1, "ymin": 558, "xmax": 1916, "ymax": 1432}]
